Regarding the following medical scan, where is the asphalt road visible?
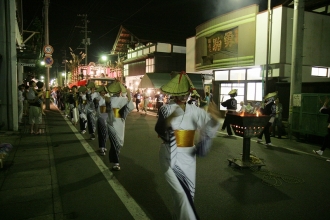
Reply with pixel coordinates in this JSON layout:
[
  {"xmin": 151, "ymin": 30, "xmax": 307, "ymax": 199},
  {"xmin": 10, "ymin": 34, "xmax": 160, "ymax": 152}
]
[{"xmin": 47, "ymin": 108, "xmax": 329, "ymax": 220}]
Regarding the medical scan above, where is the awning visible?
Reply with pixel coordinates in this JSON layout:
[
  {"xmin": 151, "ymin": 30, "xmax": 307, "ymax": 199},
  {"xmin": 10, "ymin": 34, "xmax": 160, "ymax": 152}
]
[
  {"xmin": 138, "ymin": 73, "xmax": 171, "ymax": 89},
  {"xmin": 138, "ymin": 73, "xmax": 203, "ymax": 90},
  {"xmin": 138, "ymin": 74, "xmax": 154, "ymax": 89}
]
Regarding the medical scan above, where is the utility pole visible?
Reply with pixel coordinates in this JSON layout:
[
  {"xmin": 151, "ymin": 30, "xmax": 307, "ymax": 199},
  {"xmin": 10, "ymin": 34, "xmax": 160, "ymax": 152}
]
[
  {"xmin": 288, "ymin": 0, "xmax": 304, "ymax": 132},
  {"xmin": 44, "ymin": 0, "xmax": 50, "ymax": 110},
  {"xmin": 76, "ymin": 14, "xmax": 90, "ymax": 65},
  {"xmin": 264, "ymin": 0, "xmax": 272, "ymax": 97}
]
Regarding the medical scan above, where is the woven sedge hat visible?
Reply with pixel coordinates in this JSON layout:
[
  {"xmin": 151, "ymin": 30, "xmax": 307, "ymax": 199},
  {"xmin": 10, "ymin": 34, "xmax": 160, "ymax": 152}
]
[
  {"xmin": 228, "ymin": 89, "xmax": 237, "ymax": 95},
  {"xmin": 107, "ymin": 80, "xmax": 126, "ymax": 94},
  {"xmin": 86, "ymin": 81, "xmax": 96, "ymax": 89},
  {"xmin": 160, "ymin": 71, "xmax": 197, "ymax": 96},
  {"xmin": 95, "ymin": 85, "xmax": 108, "ymax": 93},
  {"xmin": 264, "ymin": 91, "xmax": 278, "ymax": 100},
  {"xmin": 78, "ymin": 86, "xmax": 87, "ymax": 93}
]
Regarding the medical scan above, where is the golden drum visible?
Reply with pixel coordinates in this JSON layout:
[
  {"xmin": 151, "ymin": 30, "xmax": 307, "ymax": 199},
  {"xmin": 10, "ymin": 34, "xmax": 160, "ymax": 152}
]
[
  {"xmin": 113, "ymin": 108, "xmax": 120, "ymax": 118},
  {"xmin": 174, "ymin": 130, "xmax": 195, "ymax": 147},
  {"xmin": 100, "ymin": 106, "xmax": 107, "ymax": 113}
]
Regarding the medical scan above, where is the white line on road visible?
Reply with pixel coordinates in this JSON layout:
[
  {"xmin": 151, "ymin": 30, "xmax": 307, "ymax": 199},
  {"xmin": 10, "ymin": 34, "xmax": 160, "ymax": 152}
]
[{"xmin": 62, "ymin": 114, "xmax": 150, "ymax": 220}]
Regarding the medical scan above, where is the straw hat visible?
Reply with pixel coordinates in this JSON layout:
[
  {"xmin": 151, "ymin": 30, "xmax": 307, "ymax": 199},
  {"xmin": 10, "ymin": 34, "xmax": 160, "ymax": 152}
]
[
  {"xmin": 86, "ymin": 81, "xmax": 96, "ymax": 89},
  {"xmin": 78, "ymin": 86, "xmax": 87, "ymax": 93},
  {"xmin": 264, "ymin": 91, "xmax": 278, "ymax": 100},
  {"xmin": 95, "ymin": 85, "xmax": 108, "ymax": 93},
  {"xmin": 107, "ymin": 81, "xmax": 126, "ymax": 94},
  {"xmin": 228, "ymin": 89, "xmax": 237, "ymax": 95},
  {"xmin": 160, "ymin": 71, "xmax": 197, "ymax": 96}
]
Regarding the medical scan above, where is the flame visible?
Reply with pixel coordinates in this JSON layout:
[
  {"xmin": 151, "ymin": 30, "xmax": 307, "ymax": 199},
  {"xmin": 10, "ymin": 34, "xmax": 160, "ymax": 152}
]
[
  {"xmin": 256, "ymin": 111, "xmax": 259, "ymax": 117},
  {"xmin": 240, "ymin": 111, "xmax": 245, "ymax": 116}
]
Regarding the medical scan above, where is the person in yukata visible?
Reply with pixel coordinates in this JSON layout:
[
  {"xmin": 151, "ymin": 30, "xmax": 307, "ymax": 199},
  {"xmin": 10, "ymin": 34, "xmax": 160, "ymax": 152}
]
[
  {"xmin": 256, "ymin": 91, "xmax": 277, "ymax": 146},
  {"xmin": 106, "ymin": 81, "xmax": 134, "ymax": 171},
  {"xmin": 155, "ymin": 71, "xmax": 221, "ymax": 220},
  {"xmin": 77, "ymin": 86, "xmax": 88, "ymax": 134},
  {"xmin": 86, "ymin": 82, "xmax": 99, "ymax": 140},
  {"xmin": 220, "ymin": 89, "xmax": 238, "ymax": 136},
  {"xmin": 95, "ymin": 85, "xmax": 111, "ymax": 156}
]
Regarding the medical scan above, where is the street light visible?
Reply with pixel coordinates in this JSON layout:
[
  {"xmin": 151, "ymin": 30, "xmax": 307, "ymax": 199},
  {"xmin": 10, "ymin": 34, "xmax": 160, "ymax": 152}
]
[
  {"xmin": 62, "ymin": 72, "xmax": 66, "ymax": 86},
  {"xmin": 101, "ymin": 55, "xmax": 108, "ymax": 62}
]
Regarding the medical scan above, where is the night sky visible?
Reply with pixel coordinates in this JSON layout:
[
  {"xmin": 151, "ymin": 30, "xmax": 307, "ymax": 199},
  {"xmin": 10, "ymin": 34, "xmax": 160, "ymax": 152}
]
[{"xmin": 22, "ymin": 0, "xmax": 283, "ymax": 65}]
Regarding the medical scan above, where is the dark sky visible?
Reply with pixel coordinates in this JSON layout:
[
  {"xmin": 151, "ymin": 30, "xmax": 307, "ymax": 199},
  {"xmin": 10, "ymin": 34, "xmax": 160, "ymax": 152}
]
[{"xmin": 22, "ymin": 0, "xmax": 283, "ymax": 66}]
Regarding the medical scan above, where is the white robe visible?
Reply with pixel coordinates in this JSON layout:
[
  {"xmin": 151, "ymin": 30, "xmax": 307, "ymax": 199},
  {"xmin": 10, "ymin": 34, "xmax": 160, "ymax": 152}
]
[
  {"xmin": 155, "ymin": 103, "xmax": 220, "ymax": 220},
  {"xmin": 108, "ymin": 96, "xmax": 134, "ymax": 147}
]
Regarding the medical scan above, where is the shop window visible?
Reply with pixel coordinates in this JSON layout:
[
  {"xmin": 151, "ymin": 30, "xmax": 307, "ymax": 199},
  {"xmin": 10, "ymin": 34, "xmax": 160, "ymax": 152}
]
[
  {"xmin": 247, "ymin": 82, "xmax": 263, "ymax": 101},
  {"xmin": 143, "ymin": 48, "xmax": 149, "ymax": 54},
  {"xmin": 124, "ymin": 64, "xmax": 129, "ymax": 77},
  {"xmin": 311, "ymin": 67, "xmax": 327, "ymax": 77},
  {"xmin": 146, "ymin": 58, "xmax": 154, "ymax": 73},
  {"xmin": 247, "ymin": 68, "xmax": 262, "ymax": 80},
  {"xmin": 219, "ymin": 83, "xmax": 244, "ymax": 111},
  {"xmin": 230, "ymin": 69, "xmax": 246, "ymax": 80},
  {"xmin": 214, "ymin": 70, "xmax": 228, "ymax": 80}
]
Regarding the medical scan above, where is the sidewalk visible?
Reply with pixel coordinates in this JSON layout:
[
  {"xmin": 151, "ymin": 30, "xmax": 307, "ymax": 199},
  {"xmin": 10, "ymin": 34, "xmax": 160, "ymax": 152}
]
[{"xmin": 0, "ymin": 104, "xmax": 63, "ymax": 220}]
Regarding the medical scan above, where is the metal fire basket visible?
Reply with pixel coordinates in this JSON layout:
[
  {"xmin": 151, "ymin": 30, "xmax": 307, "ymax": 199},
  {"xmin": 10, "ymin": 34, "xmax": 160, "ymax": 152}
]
[{"xmin": 226, "ymin": 113, "xmax": 270, "ymax": 169}]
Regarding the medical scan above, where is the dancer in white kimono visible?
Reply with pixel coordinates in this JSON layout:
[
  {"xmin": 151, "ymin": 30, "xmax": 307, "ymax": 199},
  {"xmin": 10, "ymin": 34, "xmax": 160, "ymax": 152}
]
[
  {"xmin": 77, "ymin": 86, "xmax": 88, "ymax": 134},
  {"xmin": 106, "ymin": 81, "xmax": 134, "ymax": 171},
  {"xmin": 95, "ymin": 85, "xmax": 110, "ymax": 156},
  {"xmin": 68, "ymin": 86, "xmax": 79, "ymax": 125},
  {"xmin": 155, "ymin": 71, "xmax": 221, "ymax": 220},
  {"xmin": 86, "ymin": 82, "xmax": 99, "ymax": 140}
]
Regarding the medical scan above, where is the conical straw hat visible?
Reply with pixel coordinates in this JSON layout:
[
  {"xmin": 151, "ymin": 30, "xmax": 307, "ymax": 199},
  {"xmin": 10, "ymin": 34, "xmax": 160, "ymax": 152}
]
[
  {"xmin": 86, "ymin": 81, "xmax": 96, "ymax": 89},
  {"xmin": 264, "ymin": 91, "xmax": 277, "ymax": 100},
  {"xmin": 160, "ymin": 71, "xmax": 194, "ymax": 96},
  {"xmin": 228, "ymin": 89, "xmax": 237, "ymax": 95},
  {"xmin": 107, "ymin": 80, "xmax": 126, "ymax": 94},
  {"xmin": 78, "ymin": 86, "xmax": 87, "ymax": 93},
  {"xmin": 95, "ymin": 85, "xmax": 108, "ymax": 93}
]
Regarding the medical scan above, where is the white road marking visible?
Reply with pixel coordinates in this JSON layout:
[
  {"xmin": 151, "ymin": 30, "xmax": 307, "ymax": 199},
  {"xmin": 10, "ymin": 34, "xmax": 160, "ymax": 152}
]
[{"xmin": 63, "ymin": 114, "xmax": 150, "ymax": 220}]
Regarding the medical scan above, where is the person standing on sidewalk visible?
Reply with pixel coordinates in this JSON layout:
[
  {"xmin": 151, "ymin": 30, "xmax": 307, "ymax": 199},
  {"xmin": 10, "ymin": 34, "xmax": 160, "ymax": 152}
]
[
  {"xmin": 27, "ymin": 81, "xmax": 43, "ymax": 135},
  {"xmin": 313, "ymin": 96, "xmax": 330, "ymax": 162},
  {"xmin": 18, "ymin": 84, "xmax": 25, "ymax": 124},
  {"xmin": 272, "ymin": 98, "xmax": 283, "ymax": 138},
  {"xmin": 220, "ymin": 89, "xmax": 238, "ymax": 136},
  {"xmin": 155, "ymin": 71, "xmax": 221, "ymax": 220},
  {"xmin": 257, "ymin": 92, "xmax": 277, "ymax": 146},
  {"xmin": 106, "ymin": 81, "xmax": 134, "ymax": 171}
]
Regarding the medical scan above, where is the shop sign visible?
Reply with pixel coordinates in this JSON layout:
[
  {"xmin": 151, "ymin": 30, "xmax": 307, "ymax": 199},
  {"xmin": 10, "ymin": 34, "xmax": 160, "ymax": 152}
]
[{"xmin": 206, "ymin": 27, "xmax": 238, "ymax": 56}]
